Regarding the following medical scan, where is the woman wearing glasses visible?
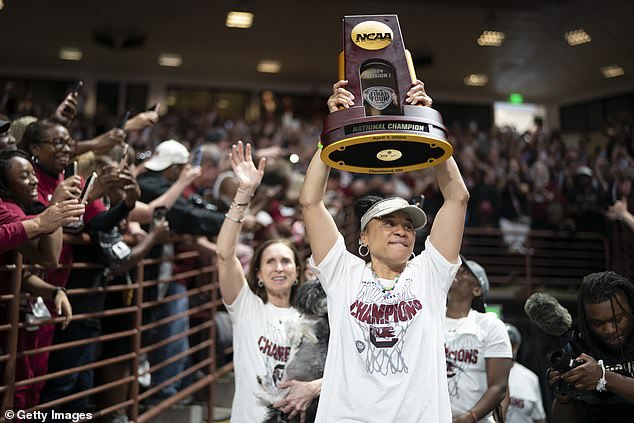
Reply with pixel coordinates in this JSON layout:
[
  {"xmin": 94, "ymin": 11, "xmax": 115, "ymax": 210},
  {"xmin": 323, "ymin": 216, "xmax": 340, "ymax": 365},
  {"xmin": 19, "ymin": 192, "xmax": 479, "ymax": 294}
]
[{"xmin": 16, "ymin": 118, "xmax": 133, "ymax": 409}]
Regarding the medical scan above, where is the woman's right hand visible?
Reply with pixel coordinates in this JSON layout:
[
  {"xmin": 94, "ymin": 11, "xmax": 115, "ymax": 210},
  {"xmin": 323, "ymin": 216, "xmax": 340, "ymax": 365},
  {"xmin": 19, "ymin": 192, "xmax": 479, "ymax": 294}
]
[
  {"xmin": 177, "ymin": 164, "xmax": 201, "ymax": 185},
  {"xmin": 50, "ymin": 176, "xmax": 82, "ymax": 203},
  {"xmin": 36, "ymin": 199, "xmax": 85, "ymax": 233},
  {"xmin": 230, "ymin": 141, "xmax": 266, "ymax": 194},
  {"xmin": 327, "ymin": 80, "xmax": 355, "ymax": 113}
]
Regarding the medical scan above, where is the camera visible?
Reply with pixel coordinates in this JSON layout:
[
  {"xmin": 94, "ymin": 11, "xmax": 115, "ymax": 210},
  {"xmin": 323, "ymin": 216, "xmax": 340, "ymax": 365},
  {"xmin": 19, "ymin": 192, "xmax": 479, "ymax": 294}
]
[
  {"xmin": 549, "ymin": 343, "xmax": 603, "ymax": 404},
  {"xmin": 549, "ymin": 343, "xmax": 584, "ymax": 374}
]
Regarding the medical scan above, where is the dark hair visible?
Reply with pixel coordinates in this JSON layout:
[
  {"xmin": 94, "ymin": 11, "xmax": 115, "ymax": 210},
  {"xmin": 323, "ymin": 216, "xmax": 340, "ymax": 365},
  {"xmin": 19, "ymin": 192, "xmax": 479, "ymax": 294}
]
[
  {"xmin": 578, "ymin": 271, "xmax": 634, "ymax": 356},
  {"xmin": 246, "ymin": 239, "xmax": 305, "ymax": 305},
  {"xmin": 354, "ymin": 195, "xmax": 384, "ymax": 222},
  {"xmin": 19, "ymin": 118, "xmax": 67, "ymax": 156},
  {"xmin": 0, "ymin": 149, "xmax": 33, "ymax": 203}
]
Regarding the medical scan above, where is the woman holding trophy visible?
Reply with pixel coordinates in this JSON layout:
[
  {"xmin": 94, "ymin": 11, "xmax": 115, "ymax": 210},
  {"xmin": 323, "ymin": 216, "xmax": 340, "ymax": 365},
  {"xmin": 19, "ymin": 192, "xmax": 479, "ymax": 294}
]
[{"xmin": 299, "ymin": 79, "xmax": 469, "ymax": 423}]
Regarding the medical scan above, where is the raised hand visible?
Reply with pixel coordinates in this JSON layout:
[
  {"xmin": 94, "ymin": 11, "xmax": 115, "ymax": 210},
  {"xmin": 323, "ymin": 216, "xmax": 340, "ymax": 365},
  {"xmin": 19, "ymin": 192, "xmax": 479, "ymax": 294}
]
[
  {"xmin": 327, "ymin": 80, "xmax": 355, "ymax": 113},
  {"xmin": 50, "ymin": 176, "xmax": 82, "ymax": 203},
  {"xmin": 177, "ymin": 164, "xmax": 202, "ymax": 185},
  {"xmin": 405, "ymin": 79, "xmax": 433, "ymax": 106},
  {"xmin": 230, "ymin": 141, "xmax": 266, "ymax": 195},
  {"xmin": 124, "ymin": 111, "xmax": 159, "ymax": 132}
]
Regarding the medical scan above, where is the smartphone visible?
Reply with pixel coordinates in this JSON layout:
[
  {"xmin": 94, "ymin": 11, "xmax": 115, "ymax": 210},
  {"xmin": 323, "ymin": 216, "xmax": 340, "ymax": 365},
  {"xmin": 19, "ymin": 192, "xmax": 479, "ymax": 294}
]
[
  {"xmin": 191, "ymin": 147, "xmax": 203, "ymax": 167},
  {"xmin": 118, "ymin": 110, "xmax": 130, "ymax": 130},
  {"xmin": 151, "ymin": 206, "xmax": 168, "ymax": 229},
  {"xmin": 64, "ymin": 161, "xmax": 77, "ymax": 179},
  {"xmin": 120, "ymin": 144, "xmax": 129, "ymax": 169},
  {"xmin": 79, "ymin": 172, "xmax": 97, "ymax": 204},
  {"xmin": 72, "ymin": 80, "xmax": 84, "ymax": 97}
]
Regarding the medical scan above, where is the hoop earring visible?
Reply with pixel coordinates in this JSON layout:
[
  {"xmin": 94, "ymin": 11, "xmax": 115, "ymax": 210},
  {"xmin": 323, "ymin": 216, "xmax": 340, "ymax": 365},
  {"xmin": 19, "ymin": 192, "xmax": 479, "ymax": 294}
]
[
  {"xmin": 410, "ymin": 252, "xmax": 416, "ymax": 260},
  {"xmin": 257, "ymin": 280, "xmax": 264, "ymax": 287},
  {"xmin": 31, "ymin": 155, "xmax": 39, "ymax": 165},
  {"xmin": 358, "ymin": 244, "xmax": 369, "ymax": 257},
  {"xmin": 293, "ymin": 279, "xmax": 298, "ymax": 286}
]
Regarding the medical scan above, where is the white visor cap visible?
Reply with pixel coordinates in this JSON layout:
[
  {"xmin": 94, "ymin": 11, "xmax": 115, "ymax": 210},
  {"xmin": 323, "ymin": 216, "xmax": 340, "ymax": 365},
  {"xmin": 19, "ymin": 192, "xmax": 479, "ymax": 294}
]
[{"xmin": 360, "ymin": 197, "xmax": 427, "ymax": 232}]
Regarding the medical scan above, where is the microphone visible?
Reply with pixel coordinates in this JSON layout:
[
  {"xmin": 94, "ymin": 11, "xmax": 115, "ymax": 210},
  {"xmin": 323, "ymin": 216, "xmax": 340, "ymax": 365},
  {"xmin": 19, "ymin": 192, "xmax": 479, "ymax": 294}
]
[{"xmin": 524, "ymin": 292, "xmax": 572, "ymax": 337}]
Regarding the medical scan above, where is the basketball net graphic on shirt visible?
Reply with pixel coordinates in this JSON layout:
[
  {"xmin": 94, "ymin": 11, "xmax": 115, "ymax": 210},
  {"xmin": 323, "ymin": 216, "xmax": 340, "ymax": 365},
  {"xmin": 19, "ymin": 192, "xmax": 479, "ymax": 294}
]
[
  {"xmin": 257, "ymin": 320, "xmax": 291, "ymax": 387},
  {"xmin": 445, "ymin": 334, "xmax": 479, "ymax": 399},
  {"xmin": 349, "ymin": 276, "xmax": 423, "ymax": 375}
]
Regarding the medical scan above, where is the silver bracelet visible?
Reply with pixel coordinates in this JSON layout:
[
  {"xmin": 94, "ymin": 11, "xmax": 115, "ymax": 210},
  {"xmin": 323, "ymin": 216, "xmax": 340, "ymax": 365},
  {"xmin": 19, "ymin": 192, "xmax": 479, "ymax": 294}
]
[
  {"xmin": 224, "ymin": 213, "xmax": 244, "ymax": 224},
  {"xmin": 596, "ymin": 359, "xmax": 607, "ymax": 392}
]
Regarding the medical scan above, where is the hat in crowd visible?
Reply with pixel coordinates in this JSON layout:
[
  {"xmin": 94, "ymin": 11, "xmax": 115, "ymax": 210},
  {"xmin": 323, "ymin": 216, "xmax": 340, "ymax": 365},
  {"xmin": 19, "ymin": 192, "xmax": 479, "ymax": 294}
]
[
  {"xmin": 576, "ymin": 165, "xmax": 593, "ymax": 178},
  {"xmin": 0, "ymin": 120, "xmax": 10, "ymax": 134},
  {"xmin": 505, "ymin": 323, "xmax": 522, "ymax": 346},
  {"xmin": 360, "ymin": 197, "xmax": 427, "ymax": 232},
  {"xmin": 143, "ymin": 139, "xmax": 189, "ymax": 171},
  {"xmin": 460, "ymin": 255, "xmax": 490, "ymax": 299}
]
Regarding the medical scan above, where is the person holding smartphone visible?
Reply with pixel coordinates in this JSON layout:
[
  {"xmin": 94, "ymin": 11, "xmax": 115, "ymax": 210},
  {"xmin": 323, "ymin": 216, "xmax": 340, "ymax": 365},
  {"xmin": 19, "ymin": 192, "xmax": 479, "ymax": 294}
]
[{"xmin": 18, "ymin": 119, "xmax": 140, "ymax": 410}]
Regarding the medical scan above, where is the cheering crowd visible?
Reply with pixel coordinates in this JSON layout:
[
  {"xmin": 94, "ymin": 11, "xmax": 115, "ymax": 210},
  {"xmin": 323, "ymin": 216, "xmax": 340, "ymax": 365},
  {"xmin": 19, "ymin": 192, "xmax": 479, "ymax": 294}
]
[{"xmin": 0, "ymin": 78, "xmax": 633, "ymax": 423}]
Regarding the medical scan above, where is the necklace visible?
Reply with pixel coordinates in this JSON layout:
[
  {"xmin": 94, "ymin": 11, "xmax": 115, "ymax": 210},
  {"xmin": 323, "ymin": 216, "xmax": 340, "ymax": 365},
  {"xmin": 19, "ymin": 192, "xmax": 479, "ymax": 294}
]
[{"xmin": 370, "ymin": 265, "xmax": 402, "ymax": 299}]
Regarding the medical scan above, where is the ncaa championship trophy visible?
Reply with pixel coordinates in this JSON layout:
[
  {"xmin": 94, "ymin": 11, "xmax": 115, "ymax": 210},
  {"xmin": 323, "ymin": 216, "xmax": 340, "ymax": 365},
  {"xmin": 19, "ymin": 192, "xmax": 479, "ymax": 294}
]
[{"xmin": 320, "ymin": 15, "xmax": 453, "ymax": 173}]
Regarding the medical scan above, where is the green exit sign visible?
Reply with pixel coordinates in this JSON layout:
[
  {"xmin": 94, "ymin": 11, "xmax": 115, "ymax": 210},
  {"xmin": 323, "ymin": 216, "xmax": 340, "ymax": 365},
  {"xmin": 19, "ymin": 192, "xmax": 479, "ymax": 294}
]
[
  {"xmin": 485, "ymin": 304, "xmax": 503, "ymax": 318},
  {"xmin": 509, "ymin": 93, "xmax": 524, "ymax": 104}
]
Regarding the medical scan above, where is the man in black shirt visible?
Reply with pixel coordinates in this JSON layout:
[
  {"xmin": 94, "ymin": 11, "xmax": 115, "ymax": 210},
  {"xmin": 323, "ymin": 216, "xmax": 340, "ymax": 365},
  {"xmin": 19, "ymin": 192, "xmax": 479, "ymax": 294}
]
[{"xmin": 548, "ymin": 271, "xmax": 634, "ymax": 423}]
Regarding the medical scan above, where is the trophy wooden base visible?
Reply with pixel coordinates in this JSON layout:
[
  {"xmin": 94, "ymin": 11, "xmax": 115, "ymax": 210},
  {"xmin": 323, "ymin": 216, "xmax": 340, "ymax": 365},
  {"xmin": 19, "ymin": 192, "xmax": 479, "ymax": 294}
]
[{"xmin": 320, "ymin": 105, "xmax": 453, "ymax": 174}]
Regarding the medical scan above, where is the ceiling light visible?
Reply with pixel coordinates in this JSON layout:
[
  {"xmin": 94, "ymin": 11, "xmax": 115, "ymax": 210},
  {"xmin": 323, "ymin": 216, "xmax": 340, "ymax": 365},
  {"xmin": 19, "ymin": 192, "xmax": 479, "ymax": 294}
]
[
  {"xmin": 601, "ymin": 65, "xmax": 625, "ymax": 78},
  {"xmin": 226, "ymin": 11, "xmax": 254, "ymax": 28},
  {"xmin": 59, "ymin": 47, "xmax": 82, "ymax": 61},
  {"xmin": 257, "ymin": 60, "xmax": 282, "ymax": 74},
  {"xmin": 158, "ymin": 54, "xmax": 182, "ymax": 67},
  {"xmin": 565, "ymin": 29, "xmax": 591, "ymax": 46},
  {"xmin": 464, "ymin": 74, "xmax": 489, "ymax": 86},
  {"xmin": 477, "ymin": 31, "xmax": 505, "ymax": 47}
]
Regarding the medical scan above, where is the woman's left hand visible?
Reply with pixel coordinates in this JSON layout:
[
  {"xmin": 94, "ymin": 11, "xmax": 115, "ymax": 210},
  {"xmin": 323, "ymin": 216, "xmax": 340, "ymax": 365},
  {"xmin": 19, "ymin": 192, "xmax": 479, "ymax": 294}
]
[
  {"xmin": 54, "ymin": 289, "xmax": 73, "ymax": 330},
  {"xmin": 230, "ymin": 141, "xmax": 266, "ymax": 194},
  {"xmin": 405, "ymin": 79, "xmax": 433, "ymax": 106},
  {"xmin": 273, "ymin": 379, "xmax": 320, "ymax": 423}
]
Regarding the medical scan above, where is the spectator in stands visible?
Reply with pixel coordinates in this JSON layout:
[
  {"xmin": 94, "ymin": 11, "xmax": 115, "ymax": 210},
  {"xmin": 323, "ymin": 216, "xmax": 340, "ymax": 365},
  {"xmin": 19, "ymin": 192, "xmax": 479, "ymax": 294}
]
[
  {"xmin": 445, "ymin": 257, "xmax": 513, "ymax": 423},
  {"xmin": 17, "ymin": 118, "xmax": 128, "ymax": 409},
  {"xmin": 0, "ymin": 148, "xmax": 85, "ymax": 410},
  {"xmin": 0, "ymin": 119, "xmax": 17, "ymax": 151},
  {"xmin": 299, "ymin": 80, "xmax": 468, "ymax": 422},
  {"xmin": 547, "ymin": 271, "xmax": 634, "ymax": 423},
  {"xmin": 137, "ymin": 139, "xmax": 223, "ymax": 401},
  {"xmin": 41, "ymin": 155, "xmax": 170, "ymax": 421},
  {"xmin": 607, "ymin": 198, "xmax": 634, "ymax": 231},
  {"xmin": 504, "ymin": 323, "xmax": 546, "ymax": 423},
  {"xmin": 499, "ymin": 158, "xmax": 531, "ymax": 254},
  {"xmin": 218, "ymin": 141, "xmax": 319, "ymax": 422},
  {"xmin": 137, "ymin": 139, "xmax": 225, "ymax": 235}
]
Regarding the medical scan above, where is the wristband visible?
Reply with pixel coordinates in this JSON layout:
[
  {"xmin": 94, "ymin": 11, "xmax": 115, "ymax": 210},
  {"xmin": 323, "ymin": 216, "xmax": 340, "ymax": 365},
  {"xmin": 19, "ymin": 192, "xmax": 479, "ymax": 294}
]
[
  {"xmin": 469, "ymin": 410, "xmax": 478, "ymax": 423},
  {"xmin": 596, "ymin": 359, "xmax": 607, "ymax": 392},
  {"xmin": 52, "ymin": 286, "xmax": 67, "ymax": 299}
]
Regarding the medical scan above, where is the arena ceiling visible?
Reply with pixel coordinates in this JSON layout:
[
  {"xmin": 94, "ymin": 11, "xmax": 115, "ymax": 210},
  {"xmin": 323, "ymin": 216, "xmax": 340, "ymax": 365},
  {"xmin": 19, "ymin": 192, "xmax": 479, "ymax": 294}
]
[{"xmin": 0, "ymin": 0, "xmax": 633, "ymax": 104}]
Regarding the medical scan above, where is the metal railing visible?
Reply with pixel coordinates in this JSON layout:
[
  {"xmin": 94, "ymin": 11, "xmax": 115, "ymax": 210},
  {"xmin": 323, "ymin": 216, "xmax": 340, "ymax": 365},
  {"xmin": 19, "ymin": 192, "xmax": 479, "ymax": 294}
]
[{"xmin": 0, "ymin": 243, "xmax": 229, "ymax": 423}]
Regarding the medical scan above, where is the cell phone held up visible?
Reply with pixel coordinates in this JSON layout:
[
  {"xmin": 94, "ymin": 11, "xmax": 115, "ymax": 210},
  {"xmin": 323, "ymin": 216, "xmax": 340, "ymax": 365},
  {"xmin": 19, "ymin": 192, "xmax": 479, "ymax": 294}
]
[
  {"xmin": 64, "ymin": 172, "xmax": 97, "ymax": 233},
  {"xmin": 151, "ymin": 206, "xmax": 168, "ymax": 230},
  {"xmin": 64, "ymin": 161, "xmax": 77, "ymax": 179}
]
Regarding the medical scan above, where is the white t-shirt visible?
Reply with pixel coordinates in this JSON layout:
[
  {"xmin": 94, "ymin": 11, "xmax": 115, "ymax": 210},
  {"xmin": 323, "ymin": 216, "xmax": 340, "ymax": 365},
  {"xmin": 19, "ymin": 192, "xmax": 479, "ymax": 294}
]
[
  {"xmin": 444, "ymin": 309, "xmax": 513, "ymax": 423},
  {"xmin": 225, "ymin": 283, "xmax": 301, "ymax": 423},
  {"xmin": 506, "ymin": 362, "xmax": 546, "ymax": 423},
  {"xmin": 311, "ymin": 235, "xmax": 459, "ymax": 423}
]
